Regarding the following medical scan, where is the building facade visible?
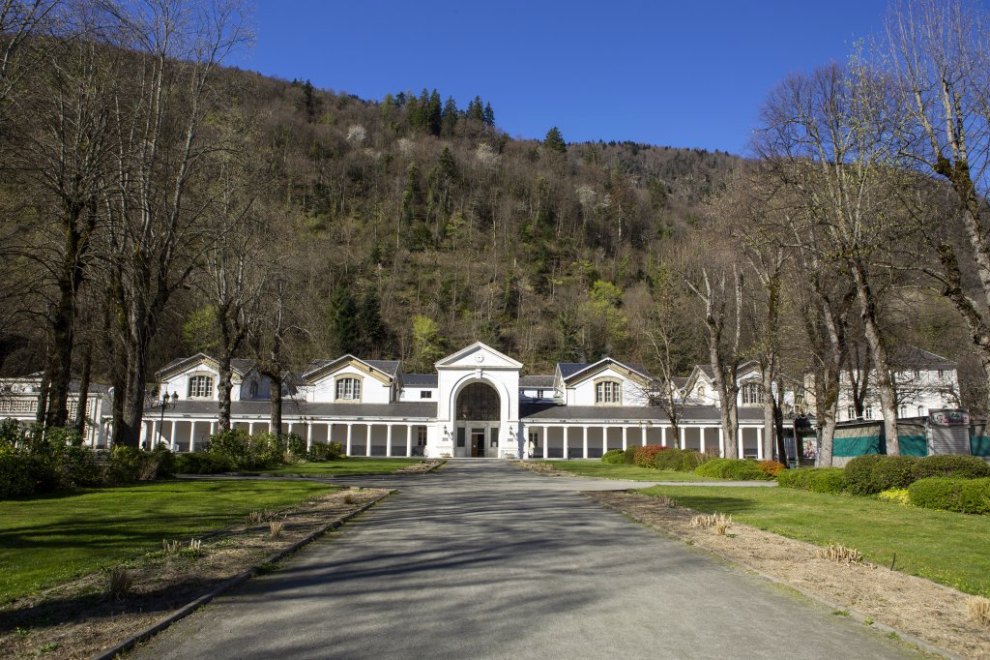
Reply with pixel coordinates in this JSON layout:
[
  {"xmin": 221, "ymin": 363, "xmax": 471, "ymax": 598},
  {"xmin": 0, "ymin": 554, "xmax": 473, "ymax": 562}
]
[{"xmin": 143, "ymin": 341, "xmax": 770, "ymax": 459}]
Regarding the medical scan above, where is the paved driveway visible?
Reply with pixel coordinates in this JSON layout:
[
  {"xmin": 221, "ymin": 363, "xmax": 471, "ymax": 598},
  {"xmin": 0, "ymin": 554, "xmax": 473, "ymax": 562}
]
[{"xmin": 134, "ymin": 461, "xmax": 915, "ymax": 659}]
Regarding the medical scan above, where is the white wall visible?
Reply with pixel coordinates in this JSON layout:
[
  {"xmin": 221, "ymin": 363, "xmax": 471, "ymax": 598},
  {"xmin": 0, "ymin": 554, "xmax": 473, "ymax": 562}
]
[
  {"xmin": 399, "ymin": 387, "xmax": 437, "ymax": 402},
  {"xmin": 565, "ymin": 366, "xmax": 649, "ymax": 407},
  {"xmin": 308, "ymin": 364, "xmax": 392, "ymax": 403},
  {"xmin": 161, "ymin": 363, "xmax": 222, "ymax": 402}
]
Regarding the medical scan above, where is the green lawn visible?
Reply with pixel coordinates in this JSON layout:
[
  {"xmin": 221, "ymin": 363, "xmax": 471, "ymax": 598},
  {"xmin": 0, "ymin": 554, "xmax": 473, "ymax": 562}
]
[
  {"xmin": 639, "ymin": 485, "xmax": 990, "ymax": 597},
  {"xmin": 0, "ymin": 479, "xmax": 333, "ymax": 604},
  {"xmin": 541, "ymin": 461, "xmax": 716, "ymax": 481},
  {"xmin": 261, "ymin": 457, "xmax": 425, "ymax": 477}
]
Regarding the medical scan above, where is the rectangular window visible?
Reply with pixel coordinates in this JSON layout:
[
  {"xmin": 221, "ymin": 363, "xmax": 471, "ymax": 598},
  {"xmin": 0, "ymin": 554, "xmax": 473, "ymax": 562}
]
[
  {"xmin": 865, "ymin": 406, "xmax": 874, "ymax": 419},
  {"xmin": 336, "ymin": 378, "xmax": 361, "ymax": 401},
  {"xmin": 420, "ymin": 390, "xmax": 432, "ymax": 399},
  {"xmin": 595, "ymin": 381, "xmax": 621, "ymax": 404},
  {"xmin": 846, "ymin": 406, "xmax": 854, "ymax": 420},
  {"xmin": 188, "ymin": 375, "xmax": 213, "ymax": 398},
  {"xmin": 417, "ymin": 426, "xmax": 427, "ymax": 446},
  {"xmin": 456, "ymin": 427, "xmax": 465, "ymax": 447}
]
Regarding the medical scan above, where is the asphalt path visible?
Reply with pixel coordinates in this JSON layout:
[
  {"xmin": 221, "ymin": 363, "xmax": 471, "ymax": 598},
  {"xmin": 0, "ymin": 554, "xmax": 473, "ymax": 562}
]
[{"xmin": 133, "ymin": 461, "xmax": 917, "ymax": 659}]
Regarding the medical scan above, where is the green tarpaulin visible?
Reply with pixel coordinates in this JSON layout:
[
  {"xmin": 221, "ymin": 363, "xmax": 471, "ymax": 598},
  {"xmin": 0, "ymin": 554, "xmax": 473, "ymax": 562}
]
[
  {"xmin": 899, "ymin": 434, "xmax": 928, "ymax": 457},
  {"xmin": 833, "ymin": 435, "xmax": 883, "ymax": 457},
  {"xmin": 972, "ymin": 435, "xmax": 990, "ymax": 457}
]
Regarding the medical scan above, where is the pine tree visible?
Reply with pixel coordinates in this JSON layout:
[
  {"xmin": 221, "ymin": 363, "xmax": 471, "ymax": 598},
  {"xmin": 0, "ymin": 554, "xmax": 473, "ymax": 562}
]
[
  {"xmin": 483, "ymin": 102, "xmax": 495, "ymax": 126},
  {"xmin": 357, "ymin": 291, "xmax": 391, "ymax": 358},
  {"xmin": 466, "ymin": 95, "xmax": 484, "ymax": 122},
  {"xmin": 441, "ymin": 96, "xmax": 459, "ymax": 136},
  {"xmin": 328, "ymin": 286, "xmax": 360, "ymax": 356},
  {"xmin": 427, "ymin": 89, "xmax": 442, "ymax": 136},
  {"xmin": 543, "ymin": 126, "xmax": 567, "ymax": 154}
]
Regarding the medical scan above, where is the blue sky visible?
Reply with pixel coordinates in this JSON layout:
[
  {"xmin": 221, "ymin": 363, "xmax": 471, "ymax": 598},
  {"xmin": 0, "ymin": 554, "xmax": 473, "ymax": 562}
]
[{"xmin": 237, "ymin": 1, "xmax": 892, "ymax": 155}]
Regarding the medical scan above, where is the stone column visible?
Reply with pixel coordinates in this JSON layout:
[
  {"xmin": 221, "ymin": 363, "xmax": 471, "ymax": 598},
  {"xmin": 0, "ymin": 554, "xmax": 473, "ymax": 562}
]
[
  {"xmin": 169, "ymin": 421, "xmax": 177, "ymax": 450},
  {"xmin": 387, "ymin": 424, "xmax": 394, "ymax": 457},
  {"xmin": 151, "ymin": 420, "xmax": 159, "ymax": 448},
  {"xmin": 406, "ymin": 426, "xmax": 413, "ymax": 457},
  {"xmin": 622, "ymin": 426, "xmax": 628, "ymax": 451},
  {"xmin": 718, "ymin": 427, "xmax": 725, "ymax": 457},
  {"xmin": 366, "ymin": 425, "xmax": 372, "ymax": 457},
  {"xmin": 679, "ymin": 425, "xmax": 686, "ymax": 450},
  {"xmin": 699, "ymin": 426, "xmax": 706, "ymax": 454},
  {"xmin": 661, "ymin": 425, "xmax": 667, "ymax": 447},
  {"xmin": 563, "ymin": 427, "xmax": 569, "ymax": 459},
  {"xmin": 756, "ymin": 427, "xmax": 764, "ymax": 460},
  {"xmin": 190, "ymin": 421, "xmax": 197, "ymax": 452},
  {"xmin": 582, "ymin": 425, "xmax": 589, "ymax": 459},
  {"xmin": 346, "ymin": 423, "xmax": 353, "ymax": 456},
  {"xmin": 248, "ymin": 421, "xmax": 255, "ymax": 436},
  {"xmin": 306, "ymin": 423, "xmax": 313, "ymax": 451},
  {"xmin": 542, "ymin": 426, "xmax": 549, "ymax": 459}
]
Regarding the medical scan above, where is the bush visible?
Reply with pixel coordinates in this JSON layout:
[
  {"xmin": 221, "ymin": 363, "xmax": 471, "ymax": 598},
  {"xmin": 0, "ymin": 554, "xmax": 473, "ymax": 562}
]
[
  {"xmin": 845, "ymin": 455, "xmax": 918, "ymax": 495},
  {"xmin": 622, "ymin": 445, "xmax": 638, "ymax": 464},
  {"xmin": 601, "ymin": 449, "xmax": 625, "ymax": 464},
  {"xmin": 758, "ymin": 460, "xmax": 786, "ymax": 479},
  {"xmin": 653, "ymin": 447, "xmax": 710, "ymax": 472},
  {"xmin": 0, "ymin": 453, "xmax": 35, "ymax": 498},
  {"xmin": 285, "ymin": 433, "xmax": 306, "ymax": 458},
  {"xmin": 633, "ymin": 445, "xmax": 667, "ymax": 468},
  {"xmin": 308, "ymin": 441, "xmax": 344, "ymax": 462},
  {"xmin": 694, "ymin": 458, "xmax": 768, "ymax": 480},
  {"xmin": 107, "ymin": 445, "xmax": 173, "ymax": 483},
  {"xmin": 908, "ymin": 477, "xmax": 990, "ymax": 514},
  {"xmin": 207, "ymin": 429, "xmax": 250, "ymax": 466},
  {"xmin": 174, "ymin": 451, "xmax": 234, "ymax": 474},
  {"xmin": 911, "ymin": 455, "xmax": 990, "ymax": 481},
  {"xmin": 877, "ymin": 488, "xmax": 911, "ymax": 505},
  {"xmin": 777, "ymin": 468, "xmax": 848, "ymax": 493}
]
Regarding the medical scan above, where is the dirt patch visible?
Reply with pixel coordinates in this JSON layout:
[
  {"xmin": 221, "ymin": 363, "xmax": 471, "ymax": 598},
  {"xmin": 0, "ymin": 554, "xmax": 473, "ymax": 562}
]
[
  {"xmin": 0, "ymin": 487, "xmax": 388, "ymax": 660},
  {"xmin": 516, "ymin": 461, "xmax": 561, "ymax": 475},
  {"xmin": 395, "ymin": 459, "xmax": 445, "ymax": 474},
  {"xmin": 588, "ymin": 490, "xmax": 990, "ymax": 658}
]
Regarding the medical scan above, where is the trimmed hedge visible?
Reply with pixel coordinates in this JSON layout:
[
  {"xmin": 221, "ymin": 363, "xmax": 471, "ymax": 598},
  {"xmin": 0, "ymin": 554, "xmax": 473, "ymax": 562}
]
[
  {"xmin": 908, "ymin": 477, "xmax": 990, "ymax": 514},
  {"xmin": 777, "ymin": 468, "xmax": 848, "ymax": 493},
  {"xmin": 911, "ymin": 455, "xmax": 990, "ymax": 481},
  {"xmin": 601, "ymin": 449, "xmax": 626, "ymax": 464},
  {"xmin": 694, "ymin": 458, "xmax": 768, "ymax": 480},
  {"xmin": 174, "ymin": 451, "xmax": 235, "ymax": 474},
  {"xmin": 633, "ymin": 445, "xmax": 667, "ymax": 468},
  {"xmin": 845, "ymin": 454, "xmax": 918, "ymax": 495}
]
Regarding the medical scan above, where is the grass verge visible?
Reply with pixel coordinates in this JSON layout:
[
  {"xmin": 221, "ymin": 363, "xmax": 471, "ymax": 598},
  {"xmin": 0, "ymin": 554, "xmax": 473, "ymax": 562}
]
[
  {"xmin": 639, "ymin": 484, "xmax": 990, "ymax": 596},
  {"xmin": 0, "ymin": 479, "xmax": 333, "ymax": 604},
  {"xmin": 540, "ymin": 460, "xmax": 716, "ymax": 481},
  {"xmin": 260, "ymin": 457, "xmax": 424, "ymax": 477}
]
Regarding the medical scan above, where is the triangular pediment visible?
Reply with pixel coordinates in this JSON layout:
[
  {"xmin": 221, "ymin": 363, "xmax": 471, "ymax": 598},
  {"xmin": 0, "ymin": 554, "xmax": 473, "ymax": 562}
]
[
  {"xmin": 564, "ymin": 358, "xmax": 651, "ymax": 387},
  {"xmin": 302, "ymin": 355, "xmax": 395, "ymax": 385},
  {"xmin": 156, "ymin": 353, "xmax": 219, "ymax": 380},
  {"xmin": 435, "ymin": 342, "xmax": 523, "ymax": 370}
]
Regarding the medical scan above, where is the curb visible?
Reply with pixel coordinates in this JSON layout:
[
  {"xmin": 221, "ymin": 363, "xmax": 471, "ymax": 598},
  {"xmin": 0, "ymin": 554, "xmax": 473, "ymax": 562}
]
[
  {"xmin": 92, "ymin": 490, "xmax": 393, "ymax": 660},
  {"xmin": 589, "ymin": 494, "xmax": 956, "ymax": 660}
]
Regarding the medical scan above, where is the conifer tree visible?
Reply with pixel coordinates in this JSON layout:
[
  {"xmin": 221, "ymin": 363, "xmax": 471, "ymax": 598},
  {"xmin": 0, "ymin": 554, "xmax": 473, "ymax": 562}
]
[
  {"xmin": 357, "ymin": 291, "xmax": 391, "ymax": 358},
  {"xmin": 328, "ymin": 285, "xmax": 360, "ymax": 356},
  {"xmin": 483, "ymin": 102, "xmax": 495, "ymax": 126},
  {"xmin": 466, "ymin": 95, "xmax": 484, "ymax": 122},
  {"xmin": 441, "ymin": 96, "xmax": 459, "ymax": 136},
  {"xmin": 543, "ymin": 126, "xmax": 567, "ymax": 154},
  {"xmin": 427, "ymin": 89, "xmax": 442, "ymax": 136}
]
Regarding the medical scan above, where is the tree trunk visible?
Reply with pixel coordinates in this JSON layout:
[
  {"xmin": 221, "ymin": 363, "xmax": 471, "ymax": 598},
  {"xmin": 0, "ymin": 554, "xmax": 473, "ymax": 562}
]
[
  {"xmin": 217, "ymin": 335, "xmax": 233, "ymax": 432},
  {"xmin": 267, "ymin": 371, "xmax": 283, "ymax": 440},
  {"xmin": 850, "ymin": 258, "xmax": 898, "ymax": 453},
  {"xmin": 74, "ymin": 337, "xmax": 93, "ymax": 439},
  {"xmin": 761, "ymin": 365, "xmax": 776, "ymax": 461}
]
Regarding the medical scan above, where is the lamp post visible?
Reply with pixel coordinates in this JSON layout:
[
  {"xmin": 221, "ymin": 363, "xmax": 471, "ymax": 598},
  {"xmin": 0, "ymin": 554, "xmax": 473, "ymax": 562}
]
[{"xmin": 158, "ymin": 391, "xmax": 178, "ymax": 448}]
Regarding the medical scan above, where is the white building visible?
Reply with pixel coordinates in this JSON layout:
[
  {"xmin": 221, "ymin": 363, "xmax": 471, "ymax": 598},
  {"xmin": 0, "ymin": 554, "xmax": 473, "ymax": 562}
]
[
  {"xmin": 0, "ymin": 375, "xmax": 112, "ymax": 446},
  {"xmin": 141, "ymin": 341, "xmax": 770, "ymax": 459}
]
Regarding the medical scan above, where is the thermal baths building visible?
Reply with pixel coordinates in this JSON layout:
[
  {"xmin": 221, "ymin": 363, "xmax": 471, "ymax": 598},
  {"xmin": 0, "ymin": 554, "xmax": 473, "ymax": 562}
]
[{"xmin": 145, "ymin": 341, "xmax": 769, "ymax": 459}]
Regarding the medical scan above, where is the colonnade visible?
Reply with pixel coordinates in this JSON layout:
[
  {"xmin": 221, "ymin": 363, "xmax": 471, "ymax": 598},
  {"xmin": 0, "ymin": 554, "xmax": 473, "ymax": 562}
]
[{"xmin": 521, "ymin": 423, "xmax": 765, "ymax": 460}]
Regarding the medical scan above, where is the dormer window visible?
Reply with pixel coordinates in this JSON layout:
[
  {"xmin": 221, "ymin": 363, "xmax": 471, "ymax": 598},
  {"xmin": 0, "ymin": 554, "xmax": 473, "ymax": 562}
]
[
  {"xmin": 336, "ymin": 377, "xmax": 361, "ymax": 401},
  {"xmin": 595, "ymin": 380, "xmax": 621, "ymax": 405},
  {"xmin": 188, "ymin": 375, "xmax": 214, "ymax": 398}
]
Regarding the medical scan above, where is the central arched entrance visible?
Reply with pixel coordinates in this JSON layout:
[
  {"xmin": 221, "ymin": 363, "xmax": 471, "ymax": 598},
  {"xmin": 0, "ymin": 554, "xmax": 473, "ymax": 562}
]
[{"xmin": 454, "ymin": 382, "xmax": 501, "ymax": 458}]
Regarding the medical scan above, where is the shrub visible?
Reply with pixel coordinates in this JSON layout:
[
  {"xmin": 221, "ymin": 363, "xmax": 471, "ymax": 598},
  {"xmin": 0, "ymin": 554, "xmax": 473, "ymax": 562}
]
[
  {"xmin": 633, "ymin": 445, "xmax": 667, "ymax": 468},
  {"xmin": 653, "ymin": 447, "xmax": 710, "ymax": 472},
  {"xmin": 877, "ymin": 488, "xmax": 911, "ymax": 505},
  {"xmin": 308, "ymin": 441, "xmax": 344, "ymax": 462},
  {"xmin": 695, "ymin": 458, "xmax": 767, "ymax": 480},
  {"xmin": 758, "ymin": 460, "xmax": 786, "ymax": 478},
  {"xmin": 107, "ymin": 446, "xmax": 145, "ymax": 483},
  {"xmin": 0, "ymin": 453, "xmax": 35, "ymax": 499},
  {"xmin": 174, "ymin": 451, "xmax": 234, "ymax": 474},
  {"xmin": 622, "ymin": 445, "xmax": 638, "ymax": 464},
  {"xmin": 601, "ymin": 449, "xmax": 625, "ymax": 464},
  {"xmin": 845, "ymin": 455, "xmax": 917, "ymax": 495},
  {"xmin": 908, "ymin": 477, "xmax": 990, "ymax": 514},
  {"xmin": 207, "ymin": 429, "xmax": 251, "ymax": 466},
  {"xmin": 911, "ymin": 455, "xmax": 990, "ymax": 481},
  {"xmin": 777, "ymin": 468, "xmax": 848, "ymax": 493},
  {"xmin": 285, "ymin": 433, "xmax": 306, "ymax": 458}
]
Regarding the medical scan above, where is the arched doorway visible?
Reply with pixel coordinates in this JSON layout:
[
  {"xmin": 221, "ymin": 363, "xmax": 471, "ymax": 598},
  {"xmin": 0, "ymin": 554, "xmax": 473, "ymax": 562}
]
[{"xmin": 455, "ymin": 382, "xmax": 501, "ymax": 458}]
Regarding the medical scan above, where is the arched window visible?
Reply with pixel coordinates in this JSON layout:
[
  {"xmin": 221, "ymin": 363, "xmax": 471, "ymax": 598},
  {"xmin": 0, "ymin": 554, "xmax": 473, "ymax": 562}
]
[
  {"xmin": 865, "ymin": 405, "xmax": 874, "ymax": 419},
  {"xmin": 336, "ymin": 377, "xmax": 361, "ymax": 401},
  {"xmin": 899, "ymin": 404, "xmax": 907, "ymax": 418},
  {"xmin": 917, "ymin": 405, "xmax": 925, "ymax": 417},
  {"xmin": 188, "ymin": 375, "xmax": 213, "ymax": 398},
  {"xmin": 595, "ymin": 380, "xmax": 621, "ymax": 404}
]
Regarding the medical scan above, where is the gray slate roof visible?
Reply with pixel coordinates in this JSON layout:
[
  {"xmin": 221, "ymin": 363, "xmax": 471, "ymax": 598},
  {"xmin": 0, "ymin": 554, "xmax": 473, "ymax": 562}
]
[
  {"xmin": 402, "ymin": 373, "xmax": 438, "ymax": 387},
  {"xmin": 520, "ymin": 375, "xmax": 555, "ymax": 388},
  {"xmin": 365, "ymin": 360, "xmax": 401, "ymax": 377},
  {"xmin": 557, "ymin": 363, "xmax": 590, "ymax": 379},
  {"xmin": 151, "ymin": 399, "xmax": 437, "ymax": 420},
  {"xmin": 520, "ymin": 403, "xmax": 764, "ymax": 423}
]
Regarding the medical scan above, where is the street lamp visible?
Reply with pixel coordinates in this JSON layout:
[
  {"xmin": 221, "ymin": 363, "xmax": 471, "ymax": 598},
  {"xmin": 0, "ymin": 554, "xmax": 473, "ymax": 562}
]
[{"xmin": 158, "ymin": 391, "xmax": 179, "ymax": 448}]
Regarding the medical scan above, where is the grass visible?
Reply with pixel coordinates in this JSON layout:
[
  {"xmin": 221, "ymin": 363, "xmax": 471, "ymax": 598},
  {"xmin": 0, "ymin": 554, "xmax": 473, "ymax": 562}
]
[
  {"xmin": 0, "ymin": 479, "xmax": 333, "ymax": 604},
  {"xmin": 260, "ymin": 457, "xmax": 424, "ymax": 477},
  {"xmin": 638, "ymin": 484, "xmax": 990, "ymax": 597},
  {"xmin": 539, "ymin": 460, "xmax": 716, "ymax": 481}
]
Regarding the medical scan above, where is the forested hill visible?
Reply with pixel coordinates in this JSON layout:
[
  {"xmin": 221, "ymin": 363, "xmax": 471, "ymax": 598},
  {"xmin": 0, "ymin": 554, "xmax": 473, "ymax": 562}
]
[{"xmin": 163, "ymin": 71, "xmax": 741, "ymax": 374}]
